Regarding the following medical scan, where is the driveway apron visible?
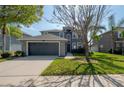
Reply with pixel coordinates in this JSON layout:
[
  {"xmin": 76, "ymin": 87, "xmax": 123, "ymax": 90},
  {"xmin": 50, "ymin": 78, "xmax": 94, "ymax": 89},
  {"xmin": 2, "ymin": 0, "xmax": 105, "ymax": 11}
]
[{"xmin": 0, "ymin": 56, "xmax": 56, "ymax": 86}]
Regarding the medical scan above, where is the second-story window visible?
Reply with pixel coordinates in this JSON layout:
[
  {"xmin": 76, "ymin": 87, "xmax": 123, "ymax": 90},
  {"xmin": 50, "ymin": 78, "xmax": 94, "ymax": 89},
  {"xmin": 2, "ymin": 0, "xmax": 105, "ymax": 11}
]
[
  {"xmin": 73, "ymin": 33, "xmax": 76, "ymax": 39},
  {"xmin": 72, "ymin": 33, "xmax": 78, "ymax": 39}
]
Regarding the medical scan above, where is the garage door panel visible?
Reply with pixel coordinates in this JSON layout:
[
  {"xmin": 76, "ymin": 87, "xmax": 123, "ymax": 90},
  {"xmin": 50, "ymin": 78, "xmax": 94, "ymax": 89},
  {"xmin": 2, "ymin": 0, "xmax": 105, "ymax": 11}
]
[{"xmin": 28, "ymin": 43, "xmax": 59, "ymax": 55}]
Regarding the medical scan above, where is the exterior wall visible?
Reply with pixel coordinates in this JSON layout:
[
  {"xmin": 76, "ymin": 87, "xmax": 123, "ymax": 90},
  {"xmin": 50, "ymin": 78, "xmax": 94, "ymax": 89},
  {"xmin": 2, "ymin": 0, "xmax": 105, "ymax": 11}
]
[
  {"xmin": 0, "ymin": 35, "xmax": 10, "ymax": 50},
  {"xmin": 97, "ymin": 31, "xmax": 118, "ymax": 52},
  {"xmin": 41, "ymin": 32, "xmax": 65, "ymax": 38},
  {"xmin": 0, "ymin": 33, "xmax": 30, "ymax": 51},
  {"xmin": 0, "ymin": 35, "xmax": 22, "ymax": 51},
  {"xmin": 60, "ymin": 41, "xmax": 67, "ymax": 56},
  {"xmin": 10, "ymin": 36, "xmax": 22, "ymax": 51},
  {"xmin": 98, "ymin": 33, "xmax": 113, "ymax": 52},
  {"xmin": 22, "ymin": 41, "xmax": 27, "ymax": 55}
]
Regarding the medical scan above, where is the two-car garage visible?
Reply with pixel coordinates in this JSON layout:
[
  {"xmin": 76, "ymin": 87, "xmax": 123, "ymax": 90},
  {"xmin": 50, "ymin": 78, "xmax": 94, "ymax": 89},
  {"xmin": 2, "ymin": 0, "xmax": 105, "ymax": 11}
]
[
  {"xmin": 28, "ymin": 42, "xmax": 59, "ymax": 56},
  {"xmin": 20, "ymin": 34, "xmax": 67, "ymax": 57}
]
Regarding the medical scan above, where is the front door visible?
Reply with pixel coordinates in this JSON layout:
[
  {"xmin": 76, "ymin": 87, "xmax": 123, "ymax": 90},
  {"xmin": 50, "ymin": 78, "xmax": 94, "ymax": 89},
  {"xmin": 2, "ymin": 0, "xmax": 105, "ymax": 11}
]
[{"xmin": 67, "ymin": 44, "xmax": 70, "ymax": 52}]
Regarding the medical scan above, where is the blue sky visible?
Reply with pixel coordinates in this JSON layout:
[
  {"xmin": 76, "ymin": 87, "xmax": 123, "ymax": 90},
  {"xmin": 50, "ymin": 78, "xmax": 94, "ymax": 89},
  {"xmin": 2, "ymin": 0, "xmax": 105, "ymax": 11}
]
[{"xmin": 22, "ymin": 5, "xmax": 124, "ymax": 36}]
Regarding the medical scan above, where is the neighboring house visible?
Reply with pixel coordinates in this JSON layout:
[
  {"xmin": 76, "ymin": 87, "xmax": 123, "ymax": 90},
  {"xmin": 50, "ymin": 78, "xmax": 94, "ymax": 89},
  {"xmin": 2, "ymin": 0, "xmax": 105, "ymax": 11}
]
[
  {"xmin": 20, "ymin": 26, "xmax": 83, "ymax": 57},
  {"xmin": 0, "ymin": 32, "xmax": 31, "ymax": 51},
  {"xmin": 92, "ymin": 29, "xmax": 124, "ymax": 52}
]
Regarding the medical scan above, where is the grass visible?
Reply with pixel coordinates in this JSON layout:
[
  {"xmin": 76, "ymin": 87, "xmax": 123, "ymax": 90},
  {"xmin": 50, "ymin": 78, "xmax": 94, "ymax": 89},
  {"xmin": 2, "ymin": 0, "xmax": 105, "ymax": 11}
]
[
  {"xmin": 41, "ymin": 52, "xmax": 124, "ymax": 76},
  {"xmin": 0, "ymin": 57, "xmax": 13, "ymax": 63}
]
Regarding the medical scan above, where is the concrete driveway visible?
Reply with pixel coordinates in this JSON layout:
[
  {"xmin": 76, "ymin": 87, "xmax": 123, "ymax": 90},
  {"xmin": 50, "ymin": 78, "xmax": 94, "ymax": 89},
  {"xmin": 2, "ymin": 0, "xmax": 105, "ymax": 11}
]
[{"xmin": 0, "ymin": 56, "xmax": 56, "ymax": 86}]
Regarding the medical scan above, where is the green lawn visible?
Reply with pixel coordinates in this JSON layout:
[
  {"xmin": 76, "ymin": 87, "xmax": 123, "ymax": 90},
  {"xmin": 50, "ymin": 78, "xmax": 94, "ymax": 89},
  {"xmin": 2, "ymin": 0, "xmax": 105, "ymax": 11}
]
[
  {"xmin": 41, "ymin": 52, "xmax": 124, "ymax": 76},
  {"xmin": 0, "ymin": 57, "xmax": 12, "ymax": 63}
]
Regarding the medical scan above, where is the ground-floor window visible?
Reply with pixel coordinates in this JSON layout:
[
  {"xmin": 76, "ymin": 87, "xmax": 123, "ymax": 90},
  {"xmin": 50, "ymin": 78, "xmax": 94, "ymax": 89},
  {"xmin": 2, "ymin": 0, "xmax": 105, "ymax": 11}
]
[
  {"xmin": 77, "ymin": 42, "xmax": 82, "ymax": 48},
  {"xmin": 72, "ymin": 42, "xmax": 76, "ymax": 49}
]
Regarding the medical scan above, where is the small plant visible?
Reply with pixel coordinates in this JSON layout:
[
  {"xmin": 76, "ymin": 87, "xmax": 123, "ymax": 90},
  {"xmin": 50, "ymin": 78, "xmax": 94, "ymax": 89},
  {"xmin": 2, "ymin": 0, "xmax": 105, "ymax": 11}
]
[
  {"xmin": 71, "ymin": 48, "xmax": 85, "ymax": 53},
  {"xmin": 108, "ymin": 48, "xmax": 122, "ymax": 54},
  {"xmin": 0, "ymin": 50, "xmax": 2, "ymax": 58},
  {"xmin": 15, "ymin": 51, "xmax": 25, "ymax": 57},
  {"xmin": 1, "ymin": 52, "xmax": 11, "ymax": 58}
]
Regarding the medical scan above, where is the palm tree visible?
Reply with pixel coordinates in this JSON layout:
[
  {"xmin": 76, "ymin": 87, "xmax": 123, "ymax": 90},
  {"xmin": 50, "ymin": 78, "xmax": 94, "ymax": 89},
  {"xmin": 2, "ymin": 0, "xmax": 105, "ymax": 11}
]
[
  {"xmin": 0, "ymin": 24, "xmax": 23, "ymax": 52},
  {"xmin": 108, "ymin": 14, "xmax": 124, "ymax": 54}
]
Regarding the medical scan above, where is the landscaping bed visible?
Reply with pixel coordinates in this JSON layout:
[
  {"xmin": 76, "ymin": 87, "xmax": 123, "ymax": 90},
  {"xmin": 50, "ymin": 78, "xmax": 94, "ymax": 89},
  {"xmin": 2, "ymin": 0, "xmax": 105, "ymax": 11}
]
[
  {"xmin": 41, "ymin": 52, "xmax": 124, "ymax": 75},
  {"xmin": 0, "ymin": 51, "xmax": 25, "ymax": 63},
  {"xmin": 0, "ymin": 57, "xmax": 13, "ymax": 63}
]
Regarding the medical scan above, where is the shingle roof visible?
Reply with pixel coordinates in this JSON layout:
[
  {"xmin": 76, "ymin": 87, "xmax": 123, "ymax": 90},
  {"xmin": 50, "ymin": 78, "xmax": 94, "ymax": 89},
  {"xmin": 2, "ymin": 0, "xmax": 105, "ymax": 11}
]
[{"xmin": 19, "ymin": 34, "xmax": 67, "ymax": 41}]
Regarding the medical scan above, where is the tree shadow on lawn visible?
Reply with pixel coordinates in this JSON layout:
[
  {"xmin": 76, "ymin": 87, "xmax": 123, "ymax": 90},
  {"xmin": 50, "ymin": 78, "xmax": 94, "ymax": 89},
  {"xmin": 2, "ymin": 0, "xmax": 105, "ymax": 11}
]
[
  {"xmin": 2, "ymin": 54, "xmax": 124, "ymax": 87},
  {"xmin": 31, "ymin": 62, "xmax": 124, "ymax": 87},
  {"xmin": 31, "ymin": 55, "xmax": 124, "ymax": 87},
  {"xmin": 92, "ymin": 54, "xmax": 124, "ymax": 70}
]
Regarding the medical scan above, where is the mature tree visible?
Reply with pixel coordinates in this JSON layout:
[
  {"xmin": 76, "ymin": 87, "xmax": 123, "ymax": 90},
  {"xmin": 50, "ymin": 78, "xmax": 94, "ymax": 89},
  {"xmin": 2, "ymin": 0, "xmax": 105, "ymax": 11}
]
[
  {"xmin": 0, "ymin": 24, "xmax": 23, "ymax": 38},
  {"xmin": 108, "ymin": 14, "xmax": 124, "ymax": 54},
  {"xmin": 0, "ymin": 24, "xmax": 23, "ymax": 51},
  {"xmin": 0, "ymin": 5, "xmax": 43, "ymax": 52},
  {"xmin": 51, "ymin": 5, "xmax": 109, "ymax": 62}
]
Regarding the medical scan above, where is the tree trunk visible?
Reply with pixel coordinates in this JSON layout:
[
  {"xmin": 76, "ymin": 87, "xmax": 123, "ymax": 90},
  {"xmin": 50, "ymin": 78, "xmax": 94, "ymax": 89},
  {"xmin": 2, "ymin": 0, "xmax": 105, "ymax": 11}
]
[
  {"xmin": 85, "ymin": 42, "xmax": 90, "ymax": 62},
  {"xmin": 84, "ymin": 35, "xmax": 90, "ymax": 62},
  {"xmin": 2, "ymin": 23, "xmax": 7, "ymax": 53}
]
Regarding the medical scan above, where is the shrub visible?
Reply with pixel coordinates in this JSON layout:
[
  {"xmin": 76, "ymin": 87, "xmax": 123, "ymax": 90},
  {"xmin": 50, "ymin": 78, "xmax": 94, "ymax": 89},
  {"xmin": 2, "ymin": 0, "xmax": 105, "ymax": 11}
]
[
  {"xmin": 71, "ymin": 48, "xmax": 85, "ymax": 53},
  {"xmin": 1, "ymin": 52, "xmax": 11, "ymax": 58},
  {"xmin": 0, "ymin": 50, "xmax": 2, "ymax": 58},
  {"xmin": 108, "ymin": 48, "xmax": 122, "ymax": 54},
  {"xmin": 15, "ymin": 51, "xmax": 25, "ymax": 57},
  {"xmin": 89, "ymin": 52, "xmax": 94, "ymax": 56}
]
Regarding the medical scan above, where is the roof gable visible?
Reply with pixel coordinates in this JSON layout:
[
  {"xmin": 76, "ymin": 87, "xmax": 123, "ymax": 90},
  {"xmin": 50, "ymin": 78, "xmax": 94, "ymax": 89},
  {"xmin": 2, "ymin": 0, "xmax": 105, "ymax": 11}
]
[{"xmin": 19, "ymin": 34, "xmax": 67, "ymax": 41}]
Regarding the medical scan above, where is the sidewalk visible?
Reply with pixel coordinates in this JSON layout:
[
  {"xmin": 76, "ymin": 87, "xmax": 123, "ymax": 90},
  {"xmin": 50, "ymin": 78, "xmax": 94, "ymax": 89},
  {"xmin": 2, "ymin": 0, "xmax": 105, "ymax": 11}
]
[
  {"xmin": 64, "ymin": 53, "xmax": 75, "ymax": 59},
  {"xmin": 0, "ymin": 74, "xmax": 124, "ymax": 87}
]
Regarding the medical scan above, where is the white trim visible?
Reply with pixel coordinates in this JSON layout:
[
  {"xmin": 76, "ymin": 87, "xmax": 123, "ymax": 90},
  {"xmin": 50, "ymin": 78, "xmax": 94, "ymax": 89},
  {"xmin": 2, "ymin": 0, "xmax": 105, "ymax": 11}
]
[
  {"xmin": 26, "ymin": 41, "xmax": 60, "ymax": 56},
  {"xmin": 26, "ymin": 41, "xmax": 28, "ymax": 56}
]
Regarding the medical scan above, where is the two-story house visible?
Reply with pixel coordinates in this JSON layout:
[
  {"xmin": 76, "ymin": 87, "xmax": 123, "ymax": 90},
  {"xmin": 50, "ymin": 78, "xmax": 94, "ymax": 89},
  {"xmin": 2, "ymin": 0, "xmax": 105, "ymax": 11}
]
[
  {"xmin": 40, "ymin": 27, "xmax": 83, "ymax": 52},
  {"xmin": 20, "ymin": 26, "xmax": 83, "ymax": 56}
]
